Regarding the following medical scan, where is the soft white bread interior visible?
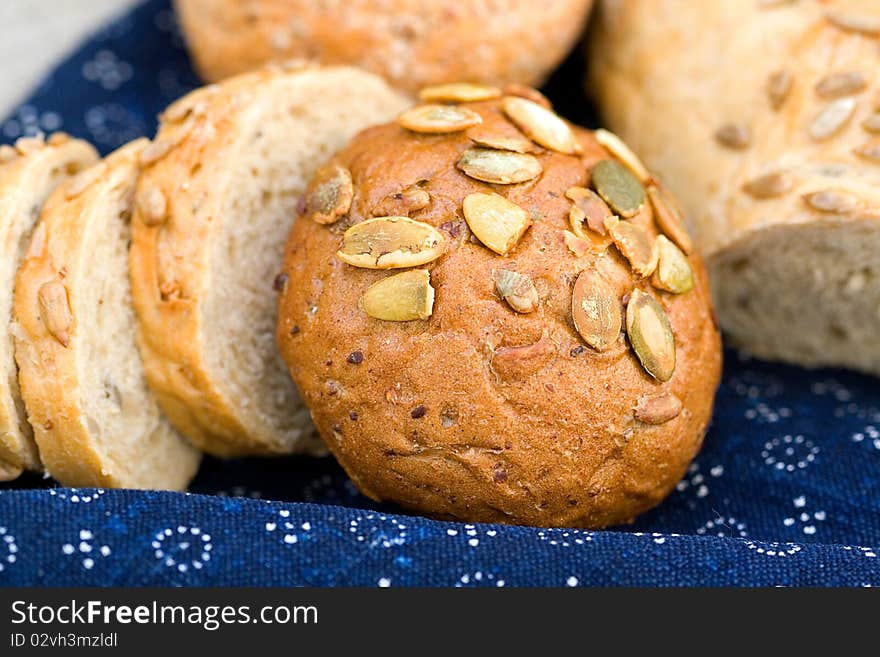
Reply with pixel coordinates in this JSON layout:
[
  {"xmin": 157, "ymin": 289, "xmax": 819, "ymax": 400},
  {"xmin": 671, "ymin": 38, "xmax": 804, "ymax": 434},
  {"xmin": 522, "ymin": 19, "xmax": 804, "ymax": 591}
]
[
  {"xmin": 130, "ymin": 63, "xmax": 410, "ymax": 456},
  {"xmin": 0, "ymin": 134, "xmax": 98, "ymax": 479},
  {"xmin": 13, "ymin": 139, "xmax": 201, "ymax": 489},
  {"xmin": 589, "ymin": 0, "xmax": 880, "ymax": 375}
]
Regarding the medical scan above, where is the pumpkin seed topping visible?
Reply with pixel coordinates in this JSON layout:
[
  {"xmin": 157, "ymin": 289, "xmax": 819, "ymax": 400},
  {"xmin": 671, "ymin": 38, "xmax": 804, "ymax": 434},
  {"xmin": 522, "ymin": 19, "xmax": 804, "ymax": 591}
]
[
  {"xmin": 461, "ymin": 193, "xmax": 532, "ymax": 255},
  {"xmin": 592, "ymin": 159, "xmax": 645, "ymax": 218},
  {"xmin": 398, "ymin": 104, "xmax": 483, "ymax": 134},
  {"xmin": 566, "ymin": 186, "xmax": 613, "ymax": 237},
  {"xmin": 802, "ymin": 189, "xmax": 861, "ymax": 214},
  {"xmin": 361, "ymin": 270, "xmax": 434, "ymax": 322},
  {"xmin": 767, "ymin": 69, "xmax": 794, "ymax": 110},
  {"xmin": 418, "ymin": 83, "xmax": 501, "ymax": 103},
  {"xmin": 854, "ymin": 139, "xmax": 880, "ymax": 162},
  {"xmin": 715, "ymin": 123, "xmax": 751, "ymax": 149},
  {"xmin": 304, "ymin": 163, "xmax": 353, "ymax": 225},
  {"xmin": 863, "ymin": 113, "xmax": 880, "ymax": 133},
  {"xmin": 609, "ymin": 220, "xmax": 658, "ymax": 277},
  {"xmin": 653, "ymin": 236, "xmax": 694, "ymax": 294},
  {"xmin": 337, "ymin": 216, "xmax": 445, "ymax": 269},
  {"xmin": 571, "ymin": 269, "xmax": 621, "ymax": 351},
  {"xmin": 493, "ymin": 269, "xmax": 539, "ymax": 313},
  {"xmin": 626, "ymin": 289, "xmax": 676, "ymax": 382},
  {"xmin": 634, "ymin": 393, "xmax": 683, "ymax": 424},
  {"xmin": 501, "ymin": 96, "xmax": 581, "ymax": 154},
  {"xmin": 646, "ymin": 184, "xmax": 693, "ymax": 254},
  {"xmin": 594, "ymin": 129, "xmax": 651, "ymax": 182},
  {"xmin": 824, "ymin": 9, "xmax": 880, "ymax": 36},
  {"xmin": 456, "ymin": 147, "xmax": 542, "ymax": 184}
]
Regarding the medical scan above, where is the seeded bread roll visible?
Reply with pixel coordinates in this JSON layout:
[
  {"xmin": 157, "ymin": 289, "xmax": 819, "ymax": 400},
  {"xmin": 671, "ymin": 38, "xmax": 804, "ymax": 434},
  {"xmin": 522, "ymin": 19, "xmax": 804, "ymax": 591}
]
[
  {"xmin": 129, "ymin": 63, "xmax": 409, "ymax": 457},
  {"xmin": 589, "ymin": 0, "xmax": 880, "ymax": 375},
  {"xmin": 174, "ymin": 0, "xmax": 594, "ymax": 93},
  {"xmin": 0, "ymin": 134, "xmax": 98, "ymax": 480},
  {"xmin": 13, "ymin": 140, "xmax": 201, "ymax": 489},
  {"xmin": 277, "ymin": 85, "xmax": 722, "ymax": 528}
]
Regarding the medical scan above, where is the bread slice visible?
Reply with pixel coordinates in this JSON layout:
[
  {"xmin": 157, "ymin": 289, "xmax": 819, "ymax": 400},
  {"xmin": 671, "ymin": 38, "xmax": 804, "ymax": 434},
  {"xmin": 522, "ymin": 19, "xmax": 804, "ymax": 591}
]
[
  {"xmin": 0, "ymin": 133, "xmax": 98, "ymax": 480},
  {"xmin": 129, "ymin": 63, "xmax": 409, "ymax": 456},
  {"xmin": 13, "ymin": 139, "xmax": 201, "ymax": 489}
]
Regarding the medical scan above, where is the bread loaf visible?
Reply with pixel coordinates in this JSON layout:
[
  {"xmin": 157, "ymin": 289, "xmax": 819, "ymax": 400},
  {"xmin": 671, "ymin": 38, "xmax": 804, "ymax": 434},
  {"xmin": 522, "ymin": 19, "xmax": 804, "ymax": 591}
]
[
  {"xmin": 13, "ymin": 139, "xmax": 201, "ymax": 489},
  {"xmin": 175, "ymin": 0, "xmax": 594, "ymax": 93},
  {"xmin": 589, "ymin": 0, "xmax": 880, "ymax": 375},
  {"xmin": 277, "ymin": 86, "xmax": 722, "ymax": 528},
  {"xmin": 129, "ymin": 63, "xmax": 410, "ymax": 456},
  {"xmin": 0, "ymin": 134, "xmax": 98, "ymax": 479}
]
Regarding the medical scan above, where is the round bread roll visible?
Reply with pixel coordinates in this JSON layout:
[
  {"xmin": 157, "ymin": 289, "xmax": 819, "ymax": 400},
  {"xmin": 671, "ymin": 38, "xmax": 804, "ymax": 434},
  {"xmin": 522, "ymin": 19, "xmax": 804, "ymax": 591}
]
[
  {"xmin": 589, "ymin": 0, "xmax": 880, "ymax": 375},
  {"xmin": 13, "ymin": 140, "xmax": 201, "ymax": 490},
  {"xmin": 0, "ymin": 133, "xmax": 98, "ymax": 480},
  {"xmin": 174, "ymin": 0, "xmax": 594, "ymax": 93},
  {"xmin": 130, "ymin": 63, "xmax": 409, "ymax": 457},
  {"xmin": 277, "ymin": 85, "xmax": 722, "ymax": 528}
]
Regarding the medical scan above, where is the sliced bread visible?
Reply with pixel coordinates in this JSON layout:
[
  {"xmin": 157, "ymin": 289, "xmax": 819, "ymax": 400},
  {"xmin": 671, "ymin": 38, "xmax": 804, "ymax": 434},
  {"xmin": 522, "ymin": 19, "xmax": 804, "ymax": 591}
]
[
  {"xmin": 13, "ymin": 139, "xmax": 201, "ymax": 489},
  {"xmin": 0, "ymin": 133, "xmax": 98, "ymax": 480},
  {"xmin": 129, "ymin": 63, "xmax": 410, "ymax": 456}
]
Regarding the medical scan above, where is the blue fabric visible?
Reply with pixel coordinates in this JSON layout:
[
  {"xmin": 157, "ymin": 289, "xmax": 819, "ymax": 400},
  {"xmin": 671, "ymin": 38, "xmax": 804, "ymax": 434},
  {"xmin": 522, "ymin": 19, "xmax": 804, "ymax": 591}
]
[{"xmin": 0, "ymin": 0, "xmax": 878, "ymax": 587}]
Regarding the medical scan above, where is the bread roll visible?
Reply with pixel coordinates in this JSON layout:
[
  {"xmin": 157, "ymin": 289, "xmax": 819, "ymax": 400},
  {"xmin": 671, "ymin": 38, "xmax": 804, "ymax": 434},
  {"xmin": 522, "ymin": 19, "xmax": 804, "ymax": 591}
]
[
  {"xmin": 174, "ymin": 0, "xmax": 594, "ymax": 93},
  {"xmin": 0, "ymin": 134, "xmax": 98, "ymax": 479},
  {"xmin": 13, "ymin": 140, "xmax": 201, "ymax": 489},
  {"xmin": 129, "ymin": 63, "xmax": 410, "ymax": 457},
  {"xmin": 589, "ymin": 0, "xmax": 880, "ymax": 375},
  {"xmin": 277, "ymin": 86, "xmax": 722, "ymax": 528}
]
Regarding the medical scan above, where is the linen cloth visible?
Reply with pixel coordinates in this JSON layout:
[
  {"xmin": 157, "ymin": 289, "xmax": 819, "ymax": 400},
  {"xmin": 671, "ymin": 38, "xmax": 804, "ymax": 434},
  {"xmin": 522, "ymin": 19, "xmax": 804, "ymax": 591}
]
[{"xmin": 0, "ymin": 0, "xmax": 877, "ymax": 587}]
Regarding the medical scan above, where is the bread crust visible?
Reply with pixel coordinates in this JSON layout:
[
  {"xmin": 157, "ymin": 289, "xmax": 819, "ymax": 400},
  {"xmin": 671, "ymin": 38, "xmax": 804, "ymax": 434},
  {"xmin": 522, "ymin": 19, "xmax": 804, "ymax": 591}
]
[
  {"xmin": 130, "ymin": 64, "xmax": 409, "ymax": 456},
  {"xmin": 277, "ymin": 95, "xmax": 722, "ymax": 528},
  {"xmin": 12, "ymin": 140, "xmax": 201, "ymax": 489},
  {"xmin": 589, "ymin": 0, "xmax": 880, "ymax": 372},
  {"xmin": 175, "ymin": 0, "xmax": 593, "ymax": 92},
  {"xmin": 0, "ymin": 134, "xmax": 98, "ymax": 476}
]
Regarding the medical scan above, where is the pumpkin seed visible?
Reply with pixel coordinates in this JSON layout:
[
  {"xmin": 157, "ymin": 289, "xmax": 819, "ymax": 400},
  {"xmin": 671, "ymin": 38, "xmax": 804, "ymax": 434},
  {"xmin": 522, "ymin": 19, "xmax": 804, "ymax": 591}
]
[
  {"xmin": 653, "ymin": 236, "xmax": 694, "ymax": 294},
  {"xmin": 337, "ymin": 216, "xmax": 445, "ymax": 269},
  {"xmin": 493, "ymin": 269, "xmax": 539, "ymax": 313},
  {"xmin": 419, "ymin": 83, "xmax": 501, "ymax": 103},
  {"xmin": 626, "ymin": 289, "xmax": 676, "ymax": 382},
  {"xmin": 566, "ymin": 186, "xmax": 612, "ymax": 237},
  {"xmin": 467, "ymin": 123, "xmax": 535, "ymax": 153},
  {"xmin": 501, "ymin": 96, "xmax": 581, "ymax": 154},
  {"xmin": 809, "ymin": 97, "xmax": 856, "ymax": 141},
  {"xmin": 646, "ymin": 184, "xmax": 693, "ymax": 254},
  {"xmin": 461, "ymin": 193, "xmax": 532, "ymax": 255},
  {"xmin": 714, "ymin": 123, "xmax": 751, "ymax": 149},
  {"xmin": 592, "ymin": 159, "xmax": 645, "ymax": 218},
  {"xmin": 304, "ymin": 163, "xmax": 353, "ymax": 225},
  {"xmin": 571, "ymin": 269, "xmax": 621, "ymax": 351},
  {"xmin": 398, "ymin": 104, "xmax": 482, "ymax": 133},
  {"xmin": 492, "ymin": 336, "xmax": 556, "ymax": 381},
  {"xmin": 361, "ymin": 270, "xmax": 434, "ymax": 322},
  {"xmin": 802, "ymin": 189, "xmax": 860, "ymax": 213},
  {"xmin": 767, "ymin": 69, "xmax": 794, "ymax": 110},
  {"xmin": 855, "ymin": 139, "xmax": 880, "ymax": 162},
  {"xmin": 815, "ymin": 71, "xmax": 867, "ymax": 98},
  {"xmin": 742, "ymin": 171, "xmax": 792, "ymax": 199},
  {"xmin": 594, "ymin": 129, "xmax": 651, "ymax": 182},
  {"xmin": 14, "ymin": 135, "xmax": 44, "ymax": 155},
  {"xmin": 503, "ymin": 84, "xmax": 552, "ymax": 108},
  {"xmin": 634, "ymin": 393, "xmax": 683, "ymax": 424},
  {"xmin": 138, "ymin": 185, "xmax": 168, "ymax": 227},
  {"xmin": 563, "ymin": 230, "xmax": 591, "ymax": 257},
  {"xmin": 373, "ymin": 185, "xmax": 431, "ymax": 216},
  {"xmin": 456, "ymin": 147, "xmax": 542, "ymax": 184},
  {"xmin": 609, "ymin": 220, "xmax": 657, "ymax": 277},
  {"xmin": 824, "ymin": 9, "xmax": 880, "ymax": 36}
]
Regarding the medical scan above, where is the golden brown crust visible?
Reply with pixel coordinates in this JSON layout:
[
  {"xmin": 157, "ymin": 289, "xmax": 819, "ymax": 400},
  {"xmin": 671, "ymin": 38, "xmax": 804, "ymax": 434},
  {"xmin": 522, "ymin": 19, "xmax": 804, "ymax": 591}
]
[
  {"xmin": 175, "ymin": 0, "xmax": 594, "ymax": 92},
  {"xmin": 0, "ymin": 134, "xmax": 98, "ymax": 474},
  {"xmin": 13, "ymin": 140, "xmax": 201, "ymax": 489},
  {"xmin": 129, "ymin": 64, "xmax": 408, "ymax": 457},
  {"xmin": 277, "ymin": 95, "xmax": 722, "ymax": 528}
]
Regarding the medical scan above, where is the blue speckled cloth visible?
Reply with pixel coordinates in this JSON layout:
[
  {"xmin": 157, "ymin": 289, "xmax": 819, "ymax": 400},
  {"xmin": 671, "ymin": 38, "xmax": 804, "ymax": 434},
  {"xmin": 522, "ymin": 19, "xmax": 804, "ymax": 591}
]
[{"xmin": 0, "ymin": 0, "xmax": 878, "ymax": 587}]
